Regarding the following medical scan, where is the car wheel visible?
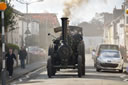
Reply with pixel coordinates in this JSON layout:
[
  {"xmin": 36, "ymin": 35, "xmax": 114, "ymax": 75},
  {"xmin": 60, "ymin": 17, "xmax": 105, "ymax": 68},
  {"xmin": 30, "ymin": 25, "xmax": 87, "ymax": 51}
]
[{"xmin": 119, "ymin": 67, "xmax": 123, "ymax": 73}]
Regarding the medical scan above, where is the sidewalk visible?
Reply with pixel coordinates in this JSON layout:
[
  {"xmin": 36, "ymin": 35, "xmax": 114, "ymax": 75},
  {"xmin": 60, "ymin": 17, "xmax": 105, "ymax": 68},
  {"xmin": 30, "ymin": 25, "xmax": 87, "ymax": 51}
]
[
  {"xmin": 124, "ymin": 61, "xmax": 128, "ymax": 72},
  {"xmin": 0, "ymin": 60, "xmax": 46, "ymax": 84}
]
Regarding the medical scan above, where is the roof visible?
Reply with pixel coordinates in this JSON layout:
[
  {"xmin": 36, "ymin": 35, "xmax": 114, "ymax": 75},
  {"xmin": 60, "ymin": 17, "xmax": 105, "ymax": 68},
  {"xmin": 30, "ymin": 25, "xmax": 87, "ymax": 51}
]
[
  {"xmin": 78, "ymin": 22, "xmax": 103, "ymax": 36},
  {"xmin": 54, "ymin": 26, "xmax": 82, "ymax": 33},
  {"xmin": 104, "ymin": 7, "xmax": 124, "ymax": 27},
  {"xmin": 102, "ymin": 12, "xmax": 113, "ymax": 25},
  {"xmin": 113, "ymin": 7, "xmax": 124, "ymax": 20},
  {"xmin": 13, "ymin": 9, "xmax": 23, "ymax": 16},
  {"xmin": 22, "ymin": 15, "xmax": 40, "ymax": 23},
  {"xmin": 24, "ymin": 13, "xmax": 60, "ymax": 27}
]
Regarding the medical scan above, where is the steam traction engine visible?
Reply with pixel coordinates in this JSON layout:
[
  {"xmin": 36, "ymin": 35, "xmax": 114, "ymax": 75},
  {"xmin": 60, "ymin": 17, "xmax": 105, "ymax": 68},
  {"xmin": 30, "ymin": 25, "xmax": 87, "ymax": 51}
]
[{"xmin": 47, "ymin": 17, "xmax": 85, "ymax": 78}]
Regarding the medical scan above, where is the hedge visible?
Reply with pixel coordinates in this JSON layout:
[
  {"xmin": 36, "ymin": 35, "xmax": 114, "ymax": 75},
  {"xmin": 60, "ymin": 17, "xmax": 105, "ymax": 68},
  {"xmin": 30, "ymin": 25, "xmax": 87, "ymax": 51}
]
[{"xmin": 6, "ymin": 43, "xmax": 19, "ymax": 51}]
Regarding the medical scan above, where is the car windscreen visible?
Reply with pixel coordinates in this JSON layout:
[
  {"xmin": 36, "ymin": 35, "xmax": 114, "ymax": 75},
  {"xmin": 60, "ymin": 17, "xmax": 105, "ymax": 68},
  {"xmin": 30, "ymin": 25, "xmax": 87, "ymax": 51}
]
[
  {"xmin": 100, "ymin": 45, "xmax": 119, "ymax": 51},
  {"xmin": 99, "ymin": 51, "xmax": 120, "ymax": 58}
]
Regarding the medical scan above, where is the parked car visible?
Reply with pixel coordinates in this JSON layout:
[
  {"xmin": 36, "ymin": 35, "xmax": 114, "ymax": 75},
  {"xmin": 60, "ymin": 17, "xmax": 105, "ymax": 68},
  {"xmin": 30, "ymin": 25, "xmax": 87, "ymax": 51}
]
[
  {"xmin": 26, "ymin": 46, "xmax": 46, "ymax": 56},
  {"xmin": 38, "ymin": 48, "xmax": 46, "ymax": 56},
  {"xmin": 94, "ymin": 44, "xmax": 119, "ymax": 67},
  {"xmin": 95, "ymin": 50, "xmax": 124, "ymax": 72}
]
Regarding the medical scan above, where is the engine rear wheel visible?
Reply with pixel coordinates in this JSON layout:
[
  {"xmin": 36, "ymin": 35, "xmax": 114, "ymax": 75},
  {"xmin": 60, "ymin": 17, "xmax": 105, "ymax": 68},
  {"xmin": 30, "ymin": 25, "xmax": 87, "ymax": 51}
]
[
  {"xmin": 78, "ymin": 55, "xmax": 82, "ymax": 77},
  {"xmin": 47, "ymin": 58, "xmax": 53, "ymax": 78}
]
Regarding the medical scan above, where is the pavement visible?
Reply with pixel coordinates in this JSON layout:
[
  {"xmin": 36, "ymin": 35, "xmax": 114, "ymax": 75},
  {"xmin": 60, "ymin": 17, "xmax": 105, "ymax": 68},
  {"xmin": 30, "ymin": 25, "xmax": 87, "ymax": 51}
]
[
  {"xmin": 123, "ymin": 61, "xmax": 128, "ymax": 74},
  {"xmin": 0, "ymin": 60, "xmax": 46, "ymax": 84}
]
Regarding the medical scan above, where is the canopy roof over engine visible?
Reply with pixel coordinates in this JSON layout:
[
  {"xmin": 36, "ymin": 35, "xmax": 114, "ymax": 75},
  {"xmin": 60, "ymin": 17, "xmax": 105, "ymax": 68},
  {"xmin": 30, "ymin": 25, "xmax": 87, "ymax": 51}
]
[{"xmin": 54, "ymin": 26, "xmax": 83, "ymax": 35}]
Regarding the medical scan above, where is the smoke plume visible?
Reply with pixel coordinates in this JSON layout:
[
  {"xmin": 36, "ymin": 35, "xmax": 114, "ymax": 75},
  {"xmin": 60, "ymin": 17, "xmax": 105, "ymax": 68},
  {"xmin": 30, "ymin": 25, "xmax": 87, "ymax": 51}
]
[
  {"xmin": 63, "ymin": 0, "xmax": 88, "ymax": 18},
  {"xmin": 62, "ymin": 0, "xmax": 110, "ymax": 24}
]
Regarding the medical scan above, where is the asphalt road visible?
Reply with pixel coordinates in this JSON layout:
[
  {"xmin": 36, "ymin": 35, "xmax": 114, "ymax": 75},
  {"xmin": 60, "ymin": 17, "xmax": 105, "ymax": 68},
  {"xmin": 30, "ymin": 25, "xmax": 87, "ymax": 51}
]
[{"xmin": 10, "ymin": 54, "xmax": 128, "ymax": 85}]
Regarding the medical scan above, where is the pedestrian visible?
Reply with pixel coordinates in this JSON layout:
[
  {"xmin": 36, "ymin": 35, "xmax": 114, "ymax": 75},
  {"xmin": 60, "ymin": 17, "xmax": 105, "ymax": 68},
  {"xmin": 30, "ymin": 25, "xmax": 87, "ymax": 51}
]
[
  {"xmin": 92, "ymin": 49, "xmax": 96, "ymax": 59},
  {"xmin": 19, "ymin": 47, "xmax": 27, "ymax": 69},
  {"xmin": 5, "ymin": 48, "xmax": 17, "ymax": 78}
]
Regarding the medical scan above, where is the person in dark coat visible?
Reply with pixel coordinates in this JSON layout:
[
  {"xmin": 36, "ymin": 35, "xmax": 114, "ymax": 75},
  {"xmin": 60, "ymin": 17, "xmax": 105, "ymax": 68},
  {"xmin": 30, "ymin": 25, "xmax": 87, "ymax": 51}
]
[
  {"xmin": 19, "ymin": 47, "xmax": 27, "ymax": 69},
  {"xmin": 6, "ymin": 48, "xmax": 17, "ymax": 78}
]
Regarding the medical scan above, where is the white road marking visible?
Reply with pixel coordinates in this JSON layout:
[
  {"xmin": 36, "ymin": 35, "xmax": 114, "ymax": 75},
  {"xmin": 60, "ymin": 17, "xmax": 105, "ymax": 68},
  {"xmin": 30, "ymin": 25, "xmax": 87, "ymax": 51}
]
[
  {"xmin": 123, "ymin": 79, "xmax": 128, "ymax": 81},
  {"xmin": 26, "ymin": 75, "xmax": 30, "ymax": 78},
  {"xmin": 120, "ymin": 75, "xmax": 126, "ymax": 78},
  {"xmin": 19, "ymin": 79, "xmax": 22, "ymax": 82}
]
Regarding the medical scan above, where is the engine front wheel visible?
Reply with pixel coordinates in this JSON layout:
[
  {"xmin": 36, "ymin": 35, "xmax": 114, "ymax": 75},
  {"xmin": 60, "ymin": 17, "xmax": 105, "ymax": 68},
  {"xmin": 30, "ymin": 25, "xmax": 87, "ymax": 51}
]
[
  {"xmin": 47, "ymin": 58, "xmax": 53, "ymax": 78},
  {"xmin": 78, "ymin": 55, "xmax": 83, "ymax": 77},
  {"xmin": 52, "ymin": 68, "xmax": 57, "ymax": 76},
  {"xmin": 96, "ymin": 67, "xmax": 101, "ymax": 72},
  {"xmin": 82, "ymin": 64, "xmax": 85, "ymax": 75}
]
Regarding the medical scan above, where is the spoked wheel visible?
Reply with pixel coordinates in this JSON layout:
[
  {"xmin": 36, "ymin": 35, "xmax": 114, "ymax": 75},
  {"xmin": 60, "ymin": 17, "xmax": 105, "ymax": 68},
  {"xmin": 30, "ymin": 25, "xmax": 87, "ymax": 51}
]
[
  {"xmin": 77, "ymin": 41, "xmax": 85, "ymax": 76},
  {"xmin": 52, "ymin": 68, "xmax": 56, "ymax": 76},
  {"xmin": 96, "ymin": 67, "xmax": 101, "ymax": 72},
  {"xmin": 47, "ymin": 58, "xmax": 53, "ymax": 78},
  {"xmin": 78, "ymin": 55, "xmax": 83, "ymax": 77},
  {"xmin": 82, "ymin": 62, "xmax": 85, "ymax": 75}
]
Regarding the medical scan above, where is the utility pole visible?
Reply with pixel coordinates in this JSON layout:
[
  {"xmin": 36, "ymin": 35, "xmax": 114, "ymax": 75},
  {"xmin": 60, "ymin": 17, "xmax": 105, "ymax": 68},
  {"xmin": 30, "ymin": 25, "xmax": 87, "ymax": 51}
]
[
  {"xmin": 16, "ymin": 0, "xmax": 44, "ymax": 64},
  {"xmin": 16, "ymin": 0, "xmax": 44, "ymax": 47},
  {"xmin": 0, "ymin": 1, "xmax": 7, "ymax": 85}
]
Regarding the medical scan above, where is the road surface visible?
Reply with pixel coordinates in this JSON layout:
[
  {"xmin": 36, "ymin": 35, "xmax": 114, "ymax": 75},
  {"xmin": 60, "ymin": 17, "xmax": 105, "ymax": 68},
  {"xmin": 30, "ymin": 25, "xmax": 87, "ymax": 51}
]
[{"xmin": 10, "ymin": 54, "xmax": 128, "ymax": 85}]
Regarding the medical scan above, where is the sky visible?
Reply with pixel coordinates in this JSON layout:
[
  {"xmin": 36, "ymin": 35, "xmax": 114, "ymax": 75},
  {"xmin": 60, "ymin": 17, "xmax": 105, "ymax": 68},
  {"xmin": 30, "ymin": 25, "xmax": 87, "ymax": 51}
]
[{"xmin": 11, "ymin": 0, "xmax": 125, "ymax": 25}]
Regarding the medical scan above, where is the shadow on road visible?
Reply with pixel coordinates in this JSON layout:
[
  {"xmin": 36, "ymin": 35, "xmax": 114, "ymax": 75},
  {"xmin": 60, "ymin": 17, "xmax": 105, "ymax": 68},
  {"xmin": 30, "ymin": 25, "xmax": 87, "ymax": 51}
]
[
  {"xmin": 14, "ymin": 65, "xmax": 124, "ymax": 85},
  {"xmin": 28, "ymin": 66, "xmax": 123, "ymax": 80}
]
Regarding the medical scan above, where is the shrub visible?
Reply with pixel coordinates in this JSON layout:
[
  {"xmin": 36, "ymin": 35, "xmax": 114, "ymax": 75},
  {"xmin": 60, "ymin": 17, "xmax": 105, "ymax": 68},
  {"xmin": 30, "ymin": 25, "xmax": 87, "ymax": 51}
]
[{"xmin": 6, "ymin": 43, "xmax": 19, "ymax": 51}]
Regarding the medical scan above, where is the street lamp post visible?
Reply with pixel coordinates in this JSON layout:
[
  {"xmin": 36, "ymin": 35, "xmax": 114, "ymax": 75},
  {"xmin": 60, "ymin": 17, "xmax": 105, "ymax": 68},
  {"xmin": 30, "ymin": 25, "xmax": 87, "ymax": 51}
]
[
  {"xmin": 0, "ymin": 1, "xmax": 7, "ymax": 85},
  {"xmin": 16, "ymin": 0, "xmax": 44, "ymax": 13},
  {"xmin": 16, "ymin": 0, "xmax": 44, "ymax": 46},
  {"xmin": 16, "ymin": 0, "xmax": 44, "ymax": 64}
]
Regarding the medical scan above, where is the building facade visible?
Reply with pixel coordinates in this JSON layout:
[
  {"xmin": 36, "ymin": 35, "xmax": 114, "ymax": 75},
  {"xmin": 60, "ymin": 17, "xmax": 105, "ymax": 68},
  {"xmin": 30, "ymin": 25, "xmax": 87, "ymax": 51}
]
[
  {"xmin": 25, "ymin": 13, "xmax": 60, "ymax": 50},
  {"xmin": 103, "ymin": 5, "xmax": 128, "ymax": 59},
  {"xmin": 7, "ymin": 9, "xmax": 40, "ymax": 48}
]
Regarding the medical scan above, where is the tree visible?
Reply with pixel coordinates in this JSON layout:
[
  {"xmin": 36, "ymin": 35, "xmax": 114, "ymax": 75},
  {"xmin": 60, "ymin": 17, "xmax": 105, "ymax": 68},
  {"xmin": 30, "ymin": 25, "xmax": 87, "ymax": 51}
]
[
  {"xmin": 0, "ymin": 0, "xmax": 16, "ymax": 51},
  {"xmin": 0, "ymin": 0, "xmax": 16, "ymax": 33}
]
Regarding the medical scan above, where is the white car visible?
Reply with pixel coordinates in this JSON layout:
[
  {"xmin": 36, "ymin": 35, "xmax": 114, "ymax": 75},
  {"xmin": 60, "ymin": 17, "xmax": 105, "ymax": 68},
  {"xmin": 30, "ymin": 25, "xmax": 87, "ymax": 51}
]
[
  {"xmin": 26, "ymin": 46, "xmax": 46, "ymax": 56},
  {"xmin": 96, "ymin": 50, "xmax": 124, "ymax": 72}
]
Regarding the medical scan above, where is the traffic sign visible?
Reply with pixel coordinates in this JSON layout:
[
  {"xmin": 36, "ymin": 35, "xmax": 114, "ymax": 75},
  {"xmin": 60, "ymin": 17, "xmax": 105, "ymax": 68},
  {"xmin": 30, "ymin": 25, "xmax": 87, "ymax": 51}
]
[{"xmin": 0, "ymin": 2, "xmax": 7, "ymax": 11}]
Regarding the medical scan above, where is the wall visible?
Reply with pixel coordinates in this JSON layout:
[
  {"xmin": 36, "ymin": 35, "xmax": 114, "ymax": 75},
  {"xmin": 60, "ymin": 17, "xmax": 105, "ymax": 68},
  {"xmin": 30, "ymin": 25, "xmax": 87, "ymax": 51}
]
[
  {"xmin": 116, "ymin": 17, "xmax": 125, "ymax": 46},
  {"xmin": 7, "ymin": 15, "xmax": 22, "ymax": 47}
]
